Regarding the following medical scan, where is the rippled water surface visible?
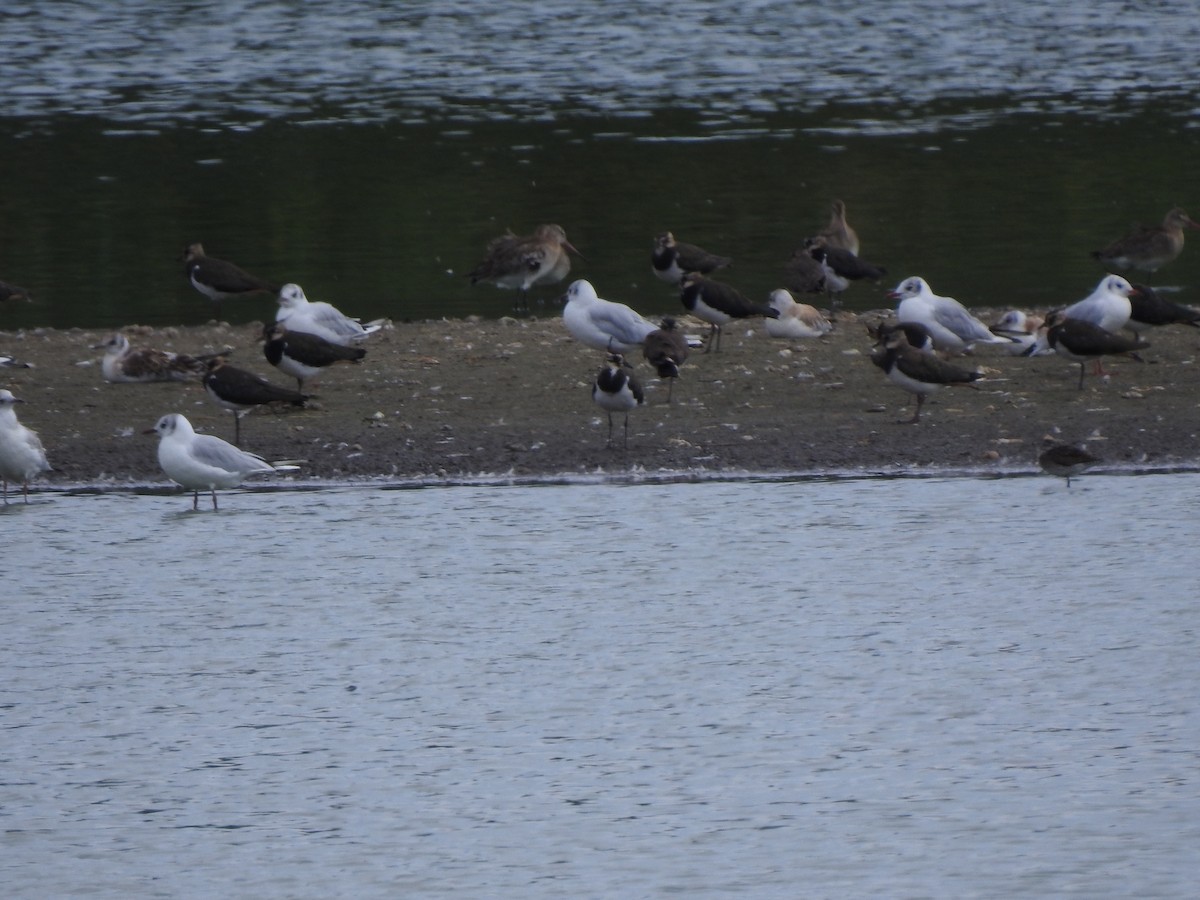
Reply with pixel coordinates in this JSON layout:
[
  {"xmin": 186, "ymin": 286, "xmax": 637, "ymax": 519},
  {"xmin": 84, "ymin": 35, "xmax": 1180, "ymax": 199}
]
[
  {"xmin": 5, "ymin": 2, "xmax": 1200, "ymax": 126},
  {"xmin": 4, "ymin": 475, "xmax": 1199, "ymax": 897}
]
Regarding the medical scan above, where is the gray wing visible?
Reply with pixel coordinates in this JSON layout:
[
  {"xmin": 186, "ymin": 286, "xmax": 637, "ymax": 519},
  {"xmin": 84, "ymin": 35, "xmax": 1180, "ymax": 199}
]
[
  {"xmin": 309, "ymin": 303, "xmax": 367, "ymax": 337},
  {"xmin": 933, "ymin": 299, "xmax": 999, "ymax": 342},
  {"xmin": 192, "ymin": 434, "xmax": 275, "ymax": 474},
  {"xmin": 595, "ymin": 300, "xmax": 656, "ymax": 345}
]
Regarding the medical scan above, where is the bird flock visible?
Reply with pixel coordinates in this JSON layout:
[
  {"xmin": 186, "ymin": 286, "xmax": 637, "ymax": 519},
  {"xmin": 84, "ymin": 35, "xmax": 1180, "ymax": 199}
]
[{"xmin": 2, "ymin": 202, "xmax": 1197, "ymax": 503}]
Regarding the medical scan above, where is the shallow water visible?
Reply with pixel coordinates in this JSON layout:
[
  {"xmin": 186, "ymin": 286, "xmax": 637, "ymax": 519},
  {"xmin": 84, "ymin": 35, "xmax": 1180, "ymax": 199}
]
[{"xmin": 4, "ymin": 475, "xmax": 1198, "ymax": 897}]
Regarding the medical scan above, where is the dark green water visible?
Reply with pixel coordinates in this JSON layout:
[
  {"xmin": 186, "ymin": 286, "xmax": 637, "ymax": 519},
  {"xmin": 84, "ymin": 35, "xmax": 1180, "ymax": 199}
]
[{"xmin": 1, "ymin": 107, "xmax": 1198, "ymax": 330}]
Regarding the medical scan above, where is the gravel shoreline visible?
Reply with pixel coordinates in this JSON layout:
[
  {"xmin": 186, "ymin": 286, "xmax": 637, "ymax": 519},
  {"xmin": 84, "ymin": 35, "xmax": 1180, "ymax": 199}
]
[{"xmin": 3, "ymin": 310, "xmax": 1199, "ymax": 494}]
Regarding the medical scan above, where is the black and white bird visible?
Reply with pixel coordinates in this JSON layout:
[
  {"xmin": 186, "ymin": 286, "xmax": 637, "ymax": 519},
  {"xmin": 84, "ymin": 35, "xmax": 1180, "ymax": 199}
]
[
  {"xmin": 203, "ymin": 357, "xmax": 310, "ymax": 445},
  {"xmin": 870, "ymin": 327, "xmax": 983, "ymax": 423},
  {"xmin": 592, "ymin": 354, "xmax": 644, "ymax": 449},
  {"xmin": 890, "ymin": 276, "xmax": 1010, "ymax": 354},
  {"xmin": 0, "ymin": 389, "xmax": 51, "ymax": 503},
  {"xmin": 651, "ymin": 232, "xmax": 731, "ymax": 284},
  {"xmin": 1038, "ymin": 441, "xmax": 1102, "ymax": 488},
  {"xmin": 805, "ymin": 236, "xmax": 886, "ymax": 310},
  {"xmin": 182, "ymin": 243, "xmax": 278, "ymax": 316},
  {"xmin": 146, "ymin": 413, "xmax": 280, "ymax": 511},
  {"xmin": 262, "ymin": 322, "xmax": 366, "ymax": 390},
  {"xmin": 469, "ymin": 224, "xmax": 581, "ymax": 311},
  {"xmin": 679, "ymin": 273, "xmax": 779, "ymax": 353},
  {"xmin": 275, "ymin": 283, "xmax": 383, "ymax": 347},
  {"xmin": 642, "ymin": 316, "xmax": 689, "ymax": 402},
  {"xmin": 562, "ymin": 279, "xmax": 657, "ymax": 353},
  {"xmin": 93, "ymin": 333, "xmax": 219, "ymax": 383},
  {"xmin": 1125, "ymin": 283, "xmax": 1200, "ymax": 337},
  {"xmin": 1040, "ymin": 311, "xmax": 1149, "ymax": 390}
]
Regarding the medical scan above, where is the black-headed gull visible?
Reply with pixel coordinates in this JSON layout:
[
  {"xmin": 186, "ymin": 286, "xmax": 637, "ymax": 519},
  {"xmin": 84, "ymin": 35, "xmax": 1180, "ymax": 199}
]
[
  {"xmin": 92, "ymin": 333, "xmax": 218, "ymax": 383},
  {"xmin": 651, "ymin": 232, "xmax": 731, "ymax": 285},
  {"xmin": 764, "ymin": 289, "xmax": 832, "ymax": 339},
  {"xmin": 1059, "ymin": 274, "xmax": 1137, "ymax": 334},
  {"xmin": 890, "ymin": 276, "xmax": 1009, "ymax": 354},
  {"xmin": 1038, "ymin": 441, "xmax": 1102, "ymax": 488},
  {"xmin": 147, "ymin": 413, "xmax": 279, "ymax": 510},
  {"xmin": 262, "ymin": 323, "xmax": 366, "ymax": 391},
  {"xmin": 592, "ymin": 354, "xmax": 644, "ymax": 449},
  {"xmin": 562, "ymin": 279, "xmax": 657, "ymax": 353},
  {"xmin": 275, "ymin": 283, "xmax": 382, "ymax": 347},
  {"xmin": 679, "ymin": 273, "xmax": 780, "ymax": 353},
  {"xmin": 469, "ymin": 224, "xmax": 581, "ymax": 312},
  {"xmin": 641, "ymin": 316, "xmax": 689, "ymax": 402},
  {"xmin": 1091, "ymin": 208, "xmax": 1199, "ymax": 274},
  {"xmin": 0, "ymin": 389, "xmax": 51, "ymax": 503},
  {"xmin": 182, "ymin": 243, "xmax": 278, "ymax": 317},
  {"xmin": 870, "ymin": 327, "xmax": 983, "ymax": 423}
]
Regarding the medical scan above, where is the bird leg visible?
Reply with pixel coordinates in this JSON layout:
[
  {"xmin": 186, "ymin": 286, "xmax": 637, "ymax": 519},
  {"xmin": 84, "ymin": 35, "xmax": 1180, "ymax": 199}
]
[
  {"xmin": 903, "ymin": 394, "xmax": 925, "ymax": 424},
  {"xmin": 211, "ymin": 488, "xmax": 219, "ymax": 511},
  {"xmin": 1077, "ymin": 362, "xmax": 1087, "ymax": 391},
  {"xmin": 192, "ymin": 490, "xmax": 200, "ymax": 511}
]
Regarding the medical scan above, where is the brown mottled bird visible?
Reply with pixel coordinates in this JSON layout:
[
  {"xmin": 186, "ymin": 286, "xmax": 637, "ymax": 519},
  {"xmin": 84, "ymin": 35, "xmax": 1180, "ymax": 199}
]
[
  {"xmin": 870, "ymin": 327, "xmax": 983, "ymax": 423},
  {"xmin": 1091, "ymin": 207, "xmax": 1199, "ymax": 275},
  {"xmin": 651, "ymin": 232, "xmax": 731, "ymax": 284},
  {"xmin": 642, "ymin": 316, "xmax": 689, "ymax": 401},
  {"xmin": 182, "ymin": 243, "xmax": 279, "ymax": 317},
  {"xmin": 92, "ymin": 333, "xmax": 221, "ymax": 383},
  {"xmin": 817, "ymin": 199, "xmax": 860, "ymax": 256},
  {"xmin": 469, "ymin": 224, "xmax": 581, "ymax": 312}
]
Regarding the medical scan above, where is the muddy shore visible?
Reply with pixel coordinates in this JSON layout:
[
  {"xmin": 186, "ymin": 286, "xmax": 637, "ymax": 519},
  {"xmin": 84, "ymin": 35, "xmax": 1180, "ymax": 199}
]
[{"xmin": 3, "ymin": 309, "xmax": 1199, "ymax": 492}]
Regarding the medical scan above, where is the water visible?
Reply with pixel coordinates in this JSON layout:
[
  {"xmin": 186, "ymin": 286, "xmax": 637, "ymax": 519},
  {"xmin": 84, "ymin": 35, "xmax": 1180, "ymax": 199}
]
[
  {"xmin": 1, "ymin": 2, "xmax": 1199, "ymax": 330},
  {"xmin": 4, "ymin": 475, "xmax": 1199, "ymax": 897}
]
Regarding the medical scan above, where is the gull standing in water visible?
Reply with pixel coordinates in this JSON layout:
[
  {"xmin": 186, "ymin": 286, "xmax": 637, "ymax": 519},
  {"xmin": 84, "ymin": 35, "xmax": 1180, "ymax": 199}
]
[
  {"xmin": 469, "ymin": 224, "xmax": 582, "ymax": 311},
  {"xmin": 0, "ymin": 389, "xmax": 51, "ymax": 503},
  {"xmin": 147, "ymin": 413, "xmax": 278, "ymax": 510},
  {"xmin": 562, "ymin": 279, "xmax": 657, "ymax": 353},
  {"xmin": 275, "ymin": 283, "xmax": 382, "ymax": 347}
]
